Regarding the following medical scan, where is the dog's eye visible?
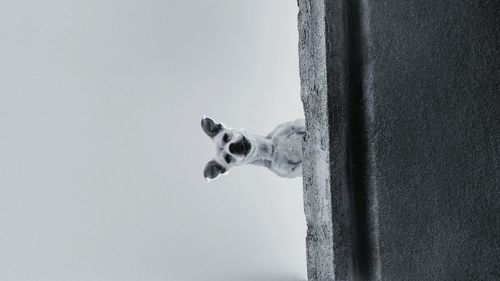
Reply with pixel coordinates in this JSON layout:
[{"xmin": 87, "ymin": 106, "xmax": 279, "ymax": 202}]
[
  {"xmin": 224, "ymin": 154, "xmax": 233, "ymax": 164},
  {"xmin": 222, "ymin": 133, "xmax": 230, "ymax": 142}
]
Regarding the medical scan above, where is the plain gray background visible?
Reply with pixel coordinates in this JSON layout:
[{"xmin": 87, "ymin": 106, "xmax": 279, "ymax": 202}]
[{"xmin": 0, "ymin": 1, "xmax": 306, "ymax": 281}]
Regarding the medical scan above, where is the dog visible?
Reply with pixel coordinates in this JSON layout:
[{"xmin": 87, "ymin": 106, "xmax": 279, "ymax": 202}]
[{"xmin": 201, "ymin": 116, "xmax": 305, "ymax": 181}]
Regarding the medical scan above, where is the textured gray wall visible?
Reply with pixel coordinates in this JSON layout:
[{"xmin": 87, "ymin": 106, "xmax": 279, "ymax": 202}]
[
  {"xmin": 298, "ymin": 0, "xmax": 336, "ymax": 280},
  {"xmin": 371, "ymin": 1, "xmax": 499, "ymax": 280},
  {"xmin": 299, "ymin": 0, "xmax": 499, "ymax": 280}
]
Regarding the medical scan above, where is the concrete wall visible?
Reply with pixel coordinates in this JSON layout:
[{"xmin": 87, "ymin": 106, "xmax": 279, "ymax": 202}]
[{"xmin": 298, "ymin": 0, "xmax": 500, "ymax": 280}]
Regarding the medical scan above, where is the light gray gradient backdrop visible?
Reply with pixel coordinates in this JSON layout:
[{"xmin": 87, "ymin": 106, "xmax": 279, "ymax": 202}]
[{"xmin": 0, "ymin": 1, "xmax": 306, "ymax": 281}]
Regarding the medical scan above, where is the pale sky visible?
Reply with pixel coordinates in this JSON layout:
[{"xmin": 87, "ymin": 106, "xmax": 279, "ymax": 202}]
[{"xmin": 0, "ymin": 1, "xmax": 306, "ymax": 280}]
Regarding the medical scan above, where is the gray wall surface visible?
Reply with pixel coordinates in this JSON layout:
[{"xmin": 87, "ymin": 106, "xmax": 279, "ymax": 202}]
[
  {"xmin": 0, "ymin": 1, "xmax": 306, "ymax": 281},
  {"xmin": 299, "ymin": 0, "xmax": 499, "ymax": 280},
  {"xmin": 371, "ymin": 1, "xmax": 499, "ymax": 280}
]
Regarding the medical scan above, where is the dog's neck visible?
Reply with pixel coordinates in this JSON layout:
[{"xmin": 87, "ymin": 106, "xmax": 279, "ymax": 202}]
[{"xmin": 246, "ymin": 135, "xmax": 274, "ymax": 162}]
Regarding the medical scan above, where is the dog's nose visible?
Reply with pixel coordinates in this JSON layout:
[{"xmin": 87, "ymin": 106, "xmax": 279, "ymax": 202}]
[
  {"xmin": 229, "ymin": 142, "xmax": 242, "ymax": 155},
  {"xmin": 229, "ymin": 143, "xmax": 237, "ymax": 154}
]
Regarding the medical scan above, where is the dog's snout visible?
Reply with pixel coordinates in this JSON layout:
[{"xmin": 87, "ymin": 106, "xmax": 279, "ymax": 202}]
[
  {"xmin": 229, "ymin": 141, "xmax": 246, "ymax": 155},
  {"xmin": 229, "ymin": 142, "xmax": 239, "ymax": 154},
  {"xmin": 228, "ymin": 137, "xmax": 251, "ymax": 156}
]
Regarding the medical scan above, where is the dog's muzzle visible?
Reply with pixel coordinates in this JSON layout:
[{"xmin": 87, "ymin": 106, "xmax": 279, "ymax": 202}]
[{"xmin": 229, "ymin": 137, "xmax": 252, "ymax": 156}]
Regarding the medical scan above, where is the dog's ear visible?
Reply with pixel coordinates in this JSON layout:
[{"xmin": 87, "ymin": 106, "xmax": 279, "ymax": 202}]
[
  {"xmin": 201, "ymin": 116, "xmax": 224, "ymax": 138},
  {"xmin": 203, "ymin": 160, "xmax": 227, "ymax": 181}
]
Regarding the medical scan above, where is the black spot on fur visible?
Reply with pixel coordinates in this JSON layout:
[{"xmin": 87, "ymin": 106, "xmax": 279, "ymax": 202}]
[{"xmin": 287, "ymin": 159, "xmax": 301, "ymax": 166}]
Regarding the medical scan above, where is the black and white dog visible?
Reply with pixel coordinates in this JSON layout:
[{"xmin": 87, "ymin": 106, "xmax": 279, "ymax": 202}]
[{"xmin": 201, "ymin": 116, "xmax": 305, "ymax": 181}]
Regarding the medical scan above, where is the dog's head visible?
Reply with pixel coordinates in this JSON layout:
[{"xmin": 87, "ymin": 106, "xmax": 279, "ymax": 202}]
[{"xmin": 201, "ymin": 116, "xmax": 255, "ymax": 181}]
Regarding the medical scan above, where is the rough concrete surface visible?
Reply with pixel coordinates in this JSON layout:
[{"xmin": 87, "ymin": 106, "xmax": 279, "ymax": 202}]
[
  {"xmin": 298, "ymin": 1, "xmax": 335, "ymax": 280},
  {"xmin": 299, "ymin": 0, "xmax": 500, "ymax": 280}
]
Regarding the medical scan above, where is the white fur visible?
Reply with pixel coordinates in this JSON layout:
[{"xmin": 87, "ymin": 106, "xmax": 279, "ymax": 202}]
[{"xmin": 202, "ymin": 117, "xmax": 305, "ymax": 180}]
